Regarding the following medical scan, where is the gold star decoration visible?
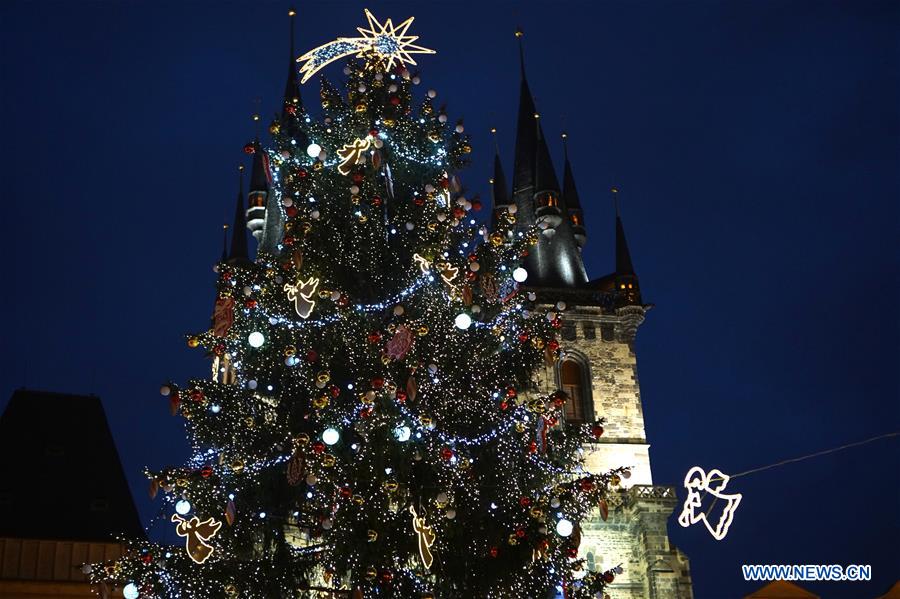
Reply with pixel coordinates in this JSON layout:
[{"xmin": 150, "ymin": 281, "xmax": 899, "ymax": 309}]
[{"xmin": 297, "ymin": 9, "xmax": 435, "ymax": 84}]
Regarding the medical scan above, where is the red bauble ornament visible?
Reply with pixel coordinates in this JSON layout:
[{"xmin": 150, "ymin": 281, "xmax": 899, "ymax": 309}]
[
  {"xmin": 352, "ymin": 172, "xmax": 364, "ymax": 183},
  {"xmin": 298, "ymin": 168, "xmax": 309, "ymax": 179},
  {"xmin": 200, "ymin": 466, "xmax": 213, "ymax": 478},
  {"xmin": 489, "ymin": 546, "xmax": 499, "ymax": 558},
  {"xmin": 591, "ymin": 424, "xmax": 605, "ymax": 439},
  {"xmin": 389, "ymin": 96, "xmax": 401, "ymax": 106},
  {"xmin": 337, "ymin": 295, "xmax": 350, "ymax": 308},
  {"xmin": 440, "ymin": 447, "xmax": 454, "ymax": 461},
  {"xmin": 506, "ymin": 387, "xmax": 517, "ymax": 398},
  {"xmin": 312, "ymin": 441, "xmax": 325, "ymax": 454},
  {"xmin": 222, "ymin": 271, "xmax": 232, "ymax": 281},
  {"xmin": 567, "ymin": 547, "xmax": 578, "ymax": 558},
  {"xmin": 515, "ymin": 528, "xmax": 525, "ymax": 538},
  {"xmin": 243, "ymin": 142, "xmax": 256, "ymax": 154},
  {"xmin": 499, "ymin": 400, "xmax": 508, "ymax": 410},
  {"xmin": 190, "ymin": 389, "xmax": 204, "ymax": 402},
  {"xmin": 547, "ymin": 340, "xmax": 560, "ymax": 352},
  {"xmin": 518, "ymin": 332, "xmax": 530, "ymax": 343},
  {"xmin": 284, "ymin": 104, "xmax": 297, "ymax": 115},
  {"xmin": 306, "ymin": 349, "xmax": 319, "ymax": 362},
  {"xmin": 371, "ymin": 196, "xmax": 382, "ymax": 207},
  {"xmin": 551, "ymin": 318, "xmax": 562, "ymax": 329},
  {"xmin": 528, "ymin": 441, "xmax": 537, "ymax": 454},
  {"xmin": 367, "ymin": 331, "xmax": 382, "ymax": 344},
  {"xmin": 244, "ymin": 299, "xmax": 257, "ymax": 309},
  {"xmin": 395, "ymin": 390, "xmax": 407, "ymax": 403},
  {"xmin": 519, "ymin": 496, "xmax": 531, "ymax": 507},
  {"xmin": 213, "ymin": 343, "xmax": 225, "ymax": 356},
  {"xmin": 141, "ymin": 553, "xmax": 153, "ymax": 565},
  {"xmin": 580, "ymin": 478, "xmax": 594, "ymax": 492},
  {"xmin": 339, "ymin": 486, "xmax": 352, "ymax": 498},
  {"xmin": 453, "ymin": 207, "xmax": 465, "ymax": 219},
  {"xmin": 472, "ymin": 199, "xmax": 483, "ymax": 211},
  {"xmin": 359, "ymin": 406, "xmax": 374, "ymax": 419},
  {"xmin": 413, "ymin": 196, "xmax": 425, "ymax": 207},
  {"xmin": 371, "ymin": 377, "xmax": 384, "ymax": 389},
  {"xmin": 330, "ymin": 386, "xmax": 341, "ymax": 398},
  {"xmin": 283, "ymin": 236, "xmax": 295, "ymax": 246},
  {"xmin": 604, "ymin": 572, "xmax": 615, "ymax": 583},
  {"xmin": 285, "ymin": 205, "xmax": 298, "ymax": 218},
  {"xmin": 380, "ymin": 570, "xmax": 393, "ymax": 583},
  {"xmin": 369, "ymin": 128, "xmax": 379, "ymax": 137}
]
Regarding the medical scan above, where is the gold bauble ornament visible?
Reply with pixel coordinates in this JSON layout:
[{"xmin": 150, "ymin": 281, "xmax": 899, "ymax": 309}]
[
  {"xmin": 322, "ymin": 454, "xmax": 336, "ymax": 467},
  {"xmin": 284, "ymin": 345, "xmax": 296, "ymax": 357},
  {"xmin": 382, "ymin": 118, "xmax": 395, "ymax": 127},
  {"xmin": 317, "ymin": 371, "xmax": 331, "ymax": 384},
  {"xmin": 187, "ymin": 336, "xmax": 200, "ymax": 348},
  {"xmin": 462, "ymin": 145, "xmax": 472, "ymax": 153},
  {"xmin": 428, "ymin": 132, "xmax": 441, "ymax": 143},
  {"xmin": 313, "ymin": 395, "xmax": 330, "ymax": 409},
  {"xmin": 355, "ymin": 103, "xmax": 367, "ymax": 113},
  {"xmin": 295, "ymin": 432, "xmax": 310, "ymax": 445},
  {"xmin": 351, "ymin": 195, "xmax": 361, "ymax": 205},
  {"xmin": 531, "ymin": 337, "xmax": 545, "ymax": 349},
  {"xmin": 313, "ymin": 161, "xmax": 323, "ymax": 171},
  {"xmin": 244, "ymin": 416, "xmax": 255, "ymax": 428},
  {"xmin": 417, "ymin": 325, "xmax": 429, "ymax": 336},
  {"xmin": 230, "ymin": 459, "xmax": 245, "ymax": 474},
  {"xmin": 268, "ymin": 122, "xmax": 280, "ymax": 135},
  {"xmin": 365, "ymin": 567, "xmax": 378, "ymax": 581},
  {"xmin": 508, "ymin": 534, "xmax": 518, "ymax": 546},
  {"xmin": 353, "ymin": 494, "xmax": 365, "ymax": 505},
  {"xmin": 358, "ymin": 214, "xmax": 368, "ymax": 223},
  {"xmin": 611, "ymin": 474, "xmax": 621, "ymax": 486},
  {"xmin": 383, "ymin": 479, "xmax": 399, "ymax": 492},
  {"xmin": 176, "ymin": 477, "xmax": 188, "ymax": 487},
  {"xmin": 515, "ymin": 421, "xmax": 527, "ymax": 433},
  {"xmin": 367, "ymin": 529, "xmax": 378, "ymax": 542},
  {"xmin": 490, "ymin": 233, "xmax": 504, "ymax": 247}
]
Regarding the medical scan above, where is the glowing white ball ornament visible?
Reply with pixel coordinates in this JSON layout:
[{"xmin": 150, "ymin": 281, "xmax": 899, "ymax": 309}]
[
  {"xmin": 306, "ymin": 143, "xmax": 322, "ymax": 158},
  {"xmin": 175, "ymin": 499, "xmax": 191, "ymax": 515},
  {"xmin": 556, "ymin": 517, "xmax": 574, "ymax": 537},
  {"xmin": 123, "ymin": 583, "xmax": 140, "ymax": 599},
  {"xmin": 394, "ymin": 425, "xmax": 412, "ymax": 442},
  {"xmin": 454, "ymin": 313, "xmax": 472, "ymax": 330},
  {"xmin": 512, "ymin": 267, "xmax": 529, "ymax": 283},
  {"xmin": 248, "ymin": 331, "xmax": 265, "ymax": 348},
  {"xmin": 322, "ymin": 427, "xmax": 340, "ymax": 446}
]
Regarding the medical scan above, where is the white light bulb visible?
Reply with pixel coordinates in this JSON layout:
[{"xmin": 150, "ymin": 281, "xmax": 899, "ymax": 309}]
[
  {"xmin": 123, "ymin": 583, "xmax": 139, "ymax": 599},
  {"xmin": 454, "ymin": 313, "xmax": 472, "ymax": 330},
  {"xmin": 306, "ymin": 143, "xmax": 322, "ymax": 158},
  {"xmin": 513, "ymin": 267, "xmax": 529, "ymax": 283},
  {"xmin": 322, "ymin": 427, "xmax": 340, "ymax": 446},
  {"xmin": 556, "ymin": 518, "xmax": 574, "ymax": 537},
  {"xmin": 394, "ymin": 425, "xmax": 412, "ymax": 442},
  {"xmin": 248, "ymin": 331, "xmax": 265, "ymax": 347},
  {"xmin": 175, "ymin": 499, "xmax": 191, "ymax": 515}
]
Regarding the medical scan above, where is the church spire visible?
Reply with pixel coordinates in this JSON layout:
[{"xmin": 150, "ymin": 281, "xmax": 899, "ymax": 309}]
[
  {"xmin": 228, "ymin": 166, "xmax": 249, "ymax": 263},
  {"xmin": 282, "ymin": 8, "xmax": 303, "ymax": 119},
  {"xmin": 511, "ymin": 27, "xmax": 538, "ymax": 227},
  {"xmin": 221, "ymin": 224, "xmax": 229, "ymax": 263},
  {"xmin": 612, "ymin": 188, "xmax": 641, "ymax": 304},
  {"xmin": 562, "ymin": 133, "xmax": 586, "ymax": 248},
  {"xmin": 489, "ymin": 128, "xmax": 511, "ymax": 230}
]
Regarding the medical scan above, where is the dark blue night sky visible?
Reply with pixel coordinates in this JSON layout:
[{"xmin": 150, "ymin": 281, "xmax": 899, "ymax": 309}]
[{"xmin": 1, "ymin": 1, "xmax": 897, "ymax": 597}]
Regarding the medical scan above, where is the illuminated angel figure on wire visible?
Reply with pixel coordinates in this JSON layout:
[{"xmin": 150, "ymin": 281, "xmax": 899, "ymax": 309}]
[{"xmin": 677, "ymin": 466, "xmax": 742, "ymax": 540}]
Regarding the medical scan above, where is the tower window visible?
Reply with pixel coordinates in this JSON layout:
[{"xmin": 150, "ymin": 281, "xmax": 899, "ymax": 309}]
[
  {"xmin": 537, "ymin": 192, "xmax": 558, "ymax": 208},
  {"xmin": 571, "ymin": 212, "xmax": 582, "ymax": 226},
  {"xmin": 560, "ymin": 359, "xmax": 586, "ymax": 425}
]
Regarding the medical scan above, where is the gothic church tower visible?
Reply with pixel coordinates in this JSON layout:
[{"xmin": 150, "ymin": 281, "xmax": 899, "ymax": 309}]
[{"xmin": 491, "ymin": 33, "xmax": 694, "ymax": 599}]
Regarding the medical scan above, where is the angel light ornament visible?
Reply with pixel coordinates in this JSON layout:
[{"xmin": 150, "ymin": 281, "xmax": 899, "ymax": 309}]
[
  {"xmin": 677, "ymin": 466, "xmax": 742, "ymax": 541},
  {"xmin": 171, "ymin": 514, "xmax": 222, "ymax": 564},
  {"xmin": 284, "ymin": 276, "xmax": 319, "ymax": 319}
]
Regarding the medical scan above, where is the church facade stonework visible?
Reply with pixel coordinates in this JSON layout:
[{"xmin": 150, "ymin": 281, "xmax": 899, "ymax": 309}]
[{"xmin": 532, "ymin": 302, "xmax": 693, "ymax": 598}]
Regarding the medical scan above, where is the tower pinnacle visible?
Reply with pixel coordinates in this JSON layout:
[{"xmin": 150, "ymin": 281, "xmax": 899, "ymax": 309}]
[
  {"xmin": 228, "ymin": 165, "xmax": 249, "ymax": 263},
  {"xmin": 562, "ymin": 133, "xmax": 586, "ymax": 248}
]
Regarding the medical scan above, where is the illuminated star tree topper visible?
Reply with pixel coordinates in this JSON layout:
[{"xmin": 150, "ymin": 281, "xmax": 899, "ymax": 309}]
[{"xmin": 297, "ymin": 8, "xmax": 435, "ymax": 83}]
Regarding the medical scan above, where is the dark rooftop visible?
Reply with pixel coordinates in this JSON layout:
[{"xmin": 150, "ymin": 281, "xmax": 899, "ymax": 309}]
[{"xmin": 0, "ymin": 389, "xmax": 144, "ymax": 542}]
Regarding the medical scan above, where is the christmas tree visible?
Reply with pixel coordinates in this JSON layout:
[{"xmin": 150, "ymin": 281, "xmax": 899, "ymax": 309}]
[{"xmin": 94, "ymin": 10, "xmax": 625, "ymax": 599}]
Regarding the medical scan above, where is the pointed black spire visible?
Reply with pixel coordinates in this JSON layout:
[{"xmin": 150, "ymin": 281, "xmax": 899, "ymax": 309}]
[
  {"xmin": 614, "ymin": 195, "xmax": 635, "ymax": 275},
  {"xmin": 228, "ymin": 166, "xmax": 249, "ymax": 262},
  {"xmin": 490, "ymin": 129, "xmax": 511, "ymax": 232},
  {"xmin": 562, "ymin": 133, "xmax": 586, "ymax": 248},
  {"xmin": 511, "ymin": 28, "xmax": 538, "ymax": 227},
  {"xmin": 282, "ymin": 8, "xmax": 303, "ymax": 119},
  {"xmin": 221, "ymin": 224, "xmax": 229, "ymax": 263},
  {"xmin": 246, "ymin": 140, "xmax": 269, "ymax": 244},
  {"xmin": 533, "ymin": 115, "xmax": 560, "ymax": 196}
]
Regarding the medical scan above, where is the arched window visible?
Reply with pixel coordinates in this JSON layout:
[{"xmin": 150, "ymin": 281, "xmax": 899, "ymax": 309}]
[{"xmin": 560, "ymin": 358, "xmax": 588, "ymax": 425}]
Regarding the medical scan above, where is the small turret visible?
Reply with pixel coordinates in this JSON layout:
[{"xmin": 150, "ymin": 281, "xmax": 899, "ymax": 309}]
[
  {"xmin": 228, "ymin": 166, "xmax": 250, "ymax": 264},
  {"xmin": 245, "ymin": 139, "xmax": 269, "ymax": 243},
  {"xmin": 532, "ymin": 114, "xmax": 563, "ymax": 232},
  {"xmin": 561, "ymin": 133, "xmax": 586, "ymax": 248},
  {"xmin": 613, "ymin": 188, "xmax": 641, "ymax": 305}
]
